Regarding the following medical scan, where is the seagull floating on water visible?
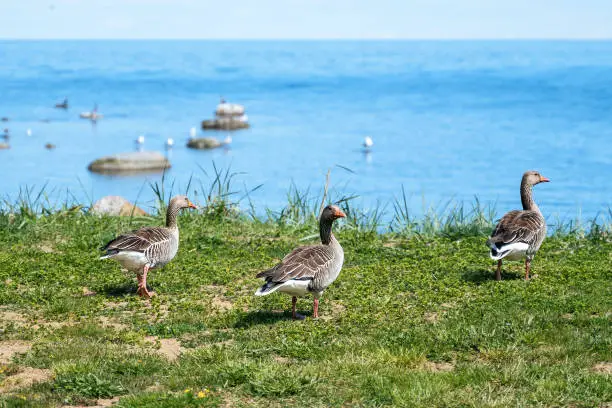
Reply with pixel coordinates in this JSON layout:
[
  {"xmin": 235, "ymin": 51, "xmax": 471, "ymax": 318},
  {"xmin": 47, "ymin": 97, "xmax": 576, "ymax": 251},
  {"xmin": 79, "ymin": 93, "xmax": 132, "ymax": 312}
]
[
  {"xmin": 189, "ymin": 127, "xmax": 197, "ymax": 139},
  {"xmin": 223, "ymin": 135, "xmax": 232, "ymax": 145},
  {"xmin": 363, "ymin": 136, "xmax": 373, "ymax": 149},
  {"xmin": 26, "ymin": 129, "xmax": 32, "ymax": 137},
  {"xmin": 136, "ymin": 135, "xmax": 145, "ymax": 145},
  {"xmin": 166, "ymin": 138, "xmax": 174, "ymax": 148}
]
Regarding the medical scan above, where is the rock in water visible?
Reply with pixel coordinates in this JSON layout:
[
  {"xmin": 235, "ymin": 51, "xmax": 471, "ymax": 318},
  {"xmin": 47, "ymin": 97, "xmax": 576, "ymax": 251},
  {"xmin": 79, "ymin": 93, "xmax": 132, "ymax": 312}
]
[
  {"xmin": 91, "ymin": 196, "xmax": 148, "ymax": 216},
  {"xmin": 201, "ymin": 117, "xmax": 249, "ymax": 130},
  {"xmin": 0, "ymin": 143, "xmax": 10, "ymax": 150},
  {"xmin": 186, "ymin": 137, "xmax": 222, "ymax": 149},
  {"xmin": 88, "ymin": 151, "xmax": 171, "ymax": 174}
]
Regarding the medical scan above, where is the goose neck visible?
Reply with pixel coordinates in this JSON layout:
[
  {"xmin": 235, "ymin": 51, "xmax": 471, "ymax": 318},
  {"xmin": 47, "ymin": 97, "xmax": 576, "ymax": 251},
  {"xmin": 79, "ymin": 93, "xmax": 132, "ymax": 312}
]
[
  {"xmin": 520, "ymin": 180, "xmax": 538, "ymax": 212},
  {"xmin": 319, "ymin": 218, "xmax": 334, "ymax": 245}
]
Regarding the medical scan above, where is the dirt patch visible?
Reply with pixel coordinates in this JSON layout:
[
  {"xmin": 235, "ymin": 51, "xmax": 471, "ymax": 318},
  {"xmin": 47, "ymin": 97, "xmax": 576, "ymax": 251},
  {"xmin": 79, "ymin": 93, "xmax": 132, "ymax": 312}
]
[
  {"xmin": 424, "ymin": 312, "xmax": 439, "ymax": 323},
  {"xmin": 0, "ymin": 309, "xmax": 28, "ymax": 327},
  {"xmin": 0, "ymin": 341, "xmax": 33, "ymax": 364},
  {"xmin": 212, "ymin": 295, "xmax": 233, "ymax": 312},
  {"xmin": 440, "ymin": 302, "xmax": 456, "ymax": 309},
  {"xmin": 421, "ymin": 361, "xmax": 454, "ymax": 372},
  {"xmin": 82, "ymin": 287, "xmax": 97, "ymax": 296},
  {"xmin": 36, "ymin": 242, "xmax": 58, "ymax": 254},
  {"xmin": 146, "ymin": 337, "xmax": 182, "ymax": 361},
  {"xmin": 331, "ymin": 301, "xmax": 346, "ymax": 316},
  {"xmin": 382, "ymin": 241, "xmax": 402, "ymax": 248},
  {"xmin": 273, "ymin": 355, "xmax": 292, "ymax": 364},
  {"xmin": 98, "ymin": 316, "xmax": 129, "ymax": 331},
  {"xmin": 0, "ymin": 367, "xmax": 53, "ymax": 393},
  {"xmin": 561, "ymin": 313, "xmax": 574, "ymax": 320},
  {"xmin": 592, "ymin": 362, "xmax": 612, "ymax": 374},
  {"xmin": 63, "ymin": 396, "xmax": 120, "ymax": 408}
]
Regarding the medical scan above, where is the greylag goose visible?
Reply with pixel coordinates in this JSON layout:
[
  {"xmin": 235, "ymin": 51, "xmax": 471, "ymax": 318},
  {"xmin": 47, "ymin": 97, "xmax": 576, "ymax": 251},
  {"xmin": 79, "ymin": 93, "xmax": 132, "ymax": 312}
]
[
  {"xmin": 100, "ymin": 195, "xmax": 197, "ymax": 297},
  {"xmin": 487, "ymin": 171, "xmax": 550, "ymax": 281},
  {"xmin": 255, "ymin": 205, "xmax": 346, "ymax": 319}
]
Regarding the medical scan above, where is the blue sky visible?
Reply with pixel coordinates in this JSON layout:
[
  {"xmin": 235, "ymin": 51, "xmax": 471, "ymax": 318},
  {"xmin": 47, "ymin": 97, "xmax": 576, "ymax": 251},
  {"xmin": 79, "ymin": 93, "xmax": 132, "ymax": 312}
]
[{"xmin": 2, "ymin": 0, "xmax": 612, "ymax": 39}]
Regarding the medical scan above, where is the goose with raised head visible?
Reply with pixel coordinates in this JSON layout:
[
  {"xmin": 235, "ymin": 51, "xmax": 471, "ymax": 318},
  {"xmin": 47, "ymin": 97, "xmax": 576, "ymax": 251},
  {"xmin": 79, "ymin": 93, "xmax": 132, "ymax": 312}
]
[
  {"xmin": 100, "ymin": 195, "xmax": 197, "ymax": 298},
  {"xmin": 255, "ymin": 204, "xmax": 346, "ymax": 319},
  {"xmin": 487, "ymin": 171, "xmax": 550, "ymax": 281}
]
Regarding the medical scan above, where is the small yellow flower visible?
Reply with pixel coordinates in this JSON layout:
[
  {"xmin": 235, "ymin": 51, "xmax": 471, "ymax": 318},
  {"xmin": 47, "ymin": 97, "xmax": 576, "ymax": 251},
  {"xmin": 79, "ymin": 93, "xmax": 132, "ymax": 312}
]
[
  {"xmin": 197, "ymin": 391, "xmax": 206, "ymax": 399},
  {"xmin": 184, "ymin": 388, "xmax": 191, "ymax": 393}
]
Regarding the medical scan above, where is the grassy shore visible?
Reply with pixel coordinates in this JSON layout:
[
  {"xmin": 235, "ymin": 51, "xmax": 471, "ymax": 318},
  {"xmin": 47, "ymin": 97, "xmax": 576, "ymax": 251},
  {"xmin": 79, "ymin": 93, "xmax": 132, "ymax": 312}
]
[{"xmin": 0, "ymin": 190, "xmax": 611, "ymax": 407}]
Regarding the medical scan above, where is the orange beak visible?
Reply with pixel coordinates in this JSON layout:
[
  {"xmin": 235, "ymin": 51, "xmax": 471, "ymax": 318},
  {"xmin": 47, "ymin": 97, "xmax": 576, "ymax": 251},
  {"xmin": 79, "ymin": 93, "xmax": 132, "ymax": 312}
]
[
  {"xmin": 187, "ymin": 201, "xmax": 198, "ymax": 209},
  {"xmin": 540, "ymin": 176, "xmax": 550, "ymax": 183},
  {"xmin": 334, "ymin": 209, "xmax": 347, "ymax": 218}
]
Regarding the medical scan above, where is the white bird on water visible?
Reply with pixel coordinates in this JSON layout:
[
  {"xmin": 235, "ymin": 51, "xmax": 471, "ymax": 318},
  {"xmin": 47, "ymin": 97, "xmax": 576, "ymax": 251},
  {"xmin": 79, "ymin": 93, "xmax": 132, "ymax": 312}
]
[
  {"xmin": 136, "ymin": 135, "xmax": 145, "ymax": 145},
  {"xmin": 189, "ymin": 127, "xmax": 197, "ymax": 139},
  {"xmin": 223, "ymin": 135, "xmax": 232, "ymax": 145},
  {"xmin": 166, "ymin": 138, "xmax": 174, "ymax": 148},
  {"xmin": 26, "ymin": 128, "xmax": 32, "ymax": 136},
  {"xmin": 363, "ymin": 136, "xmax": 373, "ymax": 149}
]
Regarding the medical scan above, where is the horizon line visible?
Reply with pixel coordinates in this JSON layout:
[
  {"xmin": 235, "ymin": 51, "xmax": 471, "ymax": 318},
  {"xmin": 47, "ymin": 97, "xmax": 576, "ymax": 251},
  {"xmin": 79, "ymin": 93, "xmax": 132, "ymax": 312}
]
[{"xmin": 2, "ymin": 37, "xmax": 612, "ymax": 41}]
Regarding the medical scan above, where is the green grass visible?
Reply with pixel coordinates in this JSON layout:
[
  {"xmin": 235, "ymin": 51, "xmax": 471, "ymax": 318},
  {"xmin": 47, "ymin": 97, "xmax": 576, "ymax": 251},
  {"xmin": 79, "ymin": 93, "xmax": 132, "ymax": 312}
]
[{"xmin": 0, "ymin": 206, "xmax": 610, "ymax": 408}]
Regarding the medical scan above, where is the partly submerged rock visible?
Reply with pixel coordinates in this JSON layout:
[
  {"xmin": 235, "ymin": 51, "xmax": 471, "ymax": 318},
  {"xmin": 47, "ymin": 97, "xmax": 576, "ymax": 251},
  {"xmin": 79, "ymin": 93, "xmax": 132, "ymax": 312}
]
[
  {"xmin": 202, "ymin": 117, "xmax": 249, "ymax": 131},
  {"xmin": 187, "ymin": 137, "xmax": 222, "ymax": 149},
  {"xmin": 88, "ymin": 151, "xmax": 170, "ymax": 174},
  {"xmin": 0, "ymin": 143, "xmax": 10, "ymax": 150},
  {"xmin": 91, "ymin": 196, "xmax": 148, "ymax": 216},
  {"xmin": 45, "ymin": 143, "xmax": 56, "ymax": 150}
]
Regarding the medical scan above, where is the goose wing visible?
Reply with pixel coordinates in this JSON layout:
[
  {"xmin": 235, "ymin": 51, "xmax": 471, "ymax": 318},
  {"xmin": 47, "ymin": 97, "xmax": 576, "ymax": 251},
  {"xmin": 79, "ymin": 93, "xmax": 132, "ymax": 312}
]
[
  {"xmin": 101, "ymin": 227, "xmax": 171, "ymax": 255},
  {"xmin": 256, "ymin": 245, "xmax": 334, "ymax": 283},
  {"xmin": 488, "ymin": 210, "xmax": 544, "ymax": 246}
]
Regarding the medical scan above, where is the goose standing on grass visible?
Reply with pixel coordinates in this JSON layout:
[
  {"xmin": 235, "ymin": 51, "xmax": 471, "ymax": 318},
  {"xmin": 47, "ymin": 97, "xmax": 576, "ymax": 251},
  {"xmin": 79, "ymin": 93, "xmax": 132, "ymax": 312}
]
[
  {"xmin": 100, "ymin": 195, "xmax": 197, "ymax": 298},
  {"xmin": 255, "ymin": 205, "xmax": 346, "ymax": 319},
  {"xmin": 487, "ymin": 171, "xmax": 550, "ymax": 281}
]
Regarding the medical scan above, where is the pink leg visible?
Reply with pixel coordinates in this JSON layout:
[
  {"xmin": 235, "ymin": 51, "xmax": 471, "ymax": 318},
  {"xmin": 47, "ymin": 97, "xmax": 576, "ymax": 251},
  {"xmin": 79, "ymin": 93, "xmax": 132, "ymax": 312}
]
[
  {"xmin": 291, "ymin": 296, "xmax": 304, "ymax": 320},
  {"xmin": 313, "ymin": 298, "xmax": 319, "ymax": 318},
  {"xmin": 495, "ymin": 259, "xmax": 502, "ymax": 281},
  {"xmin": 137, "ymin": 265, "xmax": 153, "ymax": 298},
  {"xmin": 525, "ymin": 259, "xmax": 531, "ymax": 281}
]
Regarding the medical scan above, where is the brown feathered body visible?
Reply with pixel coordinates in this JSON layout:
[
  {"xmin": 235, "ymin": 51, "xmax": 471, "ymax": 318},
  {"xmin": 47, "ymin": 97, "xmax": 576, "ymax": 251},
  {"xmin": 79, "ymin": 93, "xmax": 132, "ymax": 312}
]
[
  {"xmin": 100, "ymin": 195, "xmax": 194, "ymax": 273},
  {"xmin": 255, "ymin": 206, "xmax": 345, "ymax": 300},
  {"xmin": 487, "ymin": 171, "xmax": 548, "ymax": 261}
]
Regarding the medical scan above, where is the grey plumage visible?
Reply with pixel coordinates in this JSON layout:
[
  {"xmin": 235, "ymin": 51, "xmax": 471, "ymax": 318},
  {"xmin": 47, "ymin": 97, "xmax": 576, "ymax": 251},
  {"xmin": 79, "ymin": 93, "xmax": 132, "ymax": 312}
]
[
  {"xmin": 487, "ymin": 171, "xmax": 549, "ymax": 280},
  {"xmin": 100, "ymin": 195, "xmax": 196, "ymax": 297},
  {"xmin": 255, "ymin": 204, "xmax": 346, "ymax": 319}
]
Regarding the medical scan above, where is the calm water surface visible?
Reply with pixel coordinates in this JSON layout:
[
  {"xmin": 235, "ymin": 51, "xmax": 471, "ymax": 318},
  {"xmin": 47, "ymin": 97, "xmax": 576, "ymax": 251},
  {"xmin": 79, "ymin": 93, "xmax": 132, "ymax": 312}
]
[{"xmin": 0, "ymin": 40, "xmax": 611, "ymax": 221}]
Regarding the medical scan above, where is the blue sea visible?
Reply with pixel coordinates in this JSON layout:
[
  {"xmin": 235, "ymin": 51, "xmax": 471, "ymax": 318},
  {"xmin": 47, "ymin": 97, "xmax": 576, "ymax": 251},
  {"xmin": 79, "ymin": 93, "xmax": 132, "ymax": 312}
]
[{"xmin": 0, "ymin": 40, "xmax": 611, "ymax": 222}]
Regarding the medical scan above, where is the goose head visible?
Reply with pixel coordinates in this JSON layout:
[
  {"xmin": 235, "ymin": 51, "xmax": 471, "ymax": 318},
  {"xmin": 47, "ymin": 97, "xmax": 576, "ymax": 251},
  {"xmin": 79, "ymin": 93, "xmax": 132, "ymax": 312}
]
[
  {"xmin": 522, "ymin": 171, "xmax": 550, "ymax": 187},
  {"xmin": 169, "ymin": 195, "xmax": 198, "ymax": 211},
  {"xmin": 320, "ymin": 204, "xmax": 346, "ymax": 223}
]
